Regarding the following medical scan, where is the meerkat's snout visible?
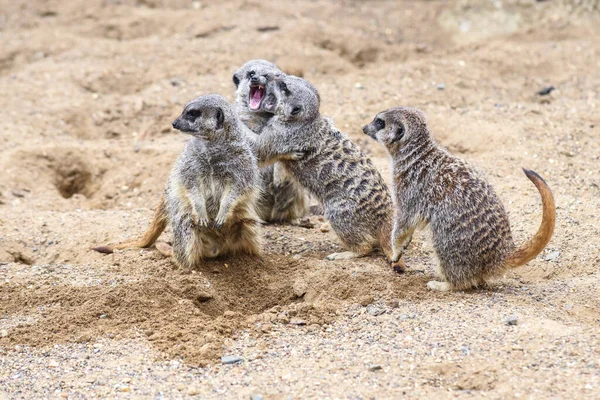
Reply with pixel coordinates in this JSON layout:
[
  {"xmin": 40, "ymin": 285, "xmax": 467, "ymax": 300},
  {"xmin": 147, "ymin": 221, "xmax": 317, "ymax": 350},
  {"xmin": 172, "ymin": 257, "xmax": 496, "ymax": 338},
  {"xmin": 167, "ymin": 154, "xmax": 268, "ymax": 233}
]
[{"xmin": 172, "ymin": 117, "xmax": 186, "ymax": 132}]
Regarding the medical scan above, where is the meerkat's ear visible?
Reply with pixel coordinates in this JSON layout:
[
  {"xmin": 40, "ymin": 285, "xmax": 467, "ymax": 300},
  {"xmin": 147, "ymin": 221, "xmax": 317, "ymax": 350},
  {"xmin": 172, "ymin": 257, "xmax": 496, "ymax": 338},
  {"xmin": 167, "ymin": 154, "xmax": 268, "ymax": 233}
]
[
  {"xmin": 232, "ymin": 74, "xmax": 240, "ymax": 88},
  {"xmin": 392, "ymin": 122, "xmax": 405, "ymax": 142},
  {"xmin": 215, "ymin": 108, "xmax": 224, "ymax": 130}
]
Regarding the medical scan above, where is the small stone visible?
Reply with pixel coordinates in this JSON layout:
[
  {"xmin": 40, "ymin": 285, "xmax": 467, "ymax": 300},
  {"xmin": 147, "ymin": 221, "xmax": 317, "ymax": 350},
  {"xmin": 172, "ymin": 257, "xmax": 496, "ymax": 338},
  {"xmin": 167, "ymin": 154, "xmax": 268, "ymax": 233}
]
[
  {"xmin": 12, "ymin": 189, "xmax": 26, "ymax": 198},
  {"xmin": 221, "ymin": 355, "xmax": 243, "ymax": 365},
  {"xmin": 359, "ymin": 295, "xmax": 374, "ymax": 307},
  {"xmin": 369, "ymin": 364, "xmax": 382, "ymax": 371},
  {"xmin": 506, "ymin": 315, "xmax": 518, "ymax": 326},
  {"xmin": 250, "ymin": 395, "xmax": 264, "ymax": 400},
  {"xmin": 119, "ymin": 386, "xmax": 130, "ymax": 393},
  {"xmin": 187, "ymin": 386, "xmax": 199, "ymax": 395},
  {"xmin": 436, "ymin": 83, "xmax": 446, "ymax": 90},
  {"xmin": 319, "ymin": 224, "xmax": 330, "ymax": 233},
  {"xmin": 565, "ymin": 303, "xmax": 573, "ymax": 311},
  {"xmin": 460, "ymin": 346, "xmax": 470, "ymax": 355},
  {"xmin": 290, "ymin": 318, "xmax": 307, "ymax": 326},
  {"xmin": 223, "ymin": 310, "xmax": 236, "ymax": 317},
  {"xmin": 536, "ymin": 86, "xmax": 555, "ymax": 96},
  {"xmin": 122, "ymin": 377, "xmax": 131, "ymax": 383},
  {"xmin": 544, "ymin": 251, "xmax": 560, "ymax": 261},
  {"xmin": 0, "ymin": 329, "xmax": 8, "ymax": 338},
  {"xmin": 367, "ymin": 305, "xmax": 385, "ymax": 316},
  {"xmin": 48, "ymin": 360, "xmax": 60, "ymax": 368},
  {"xmin": 388, "ymin": 300, "xmax": 399, "ymax": 309},
  {"xmin": 292, "ymin": 279, "xmax": 308, "ymax": 298},
  {"xmin": 297, "ymin": 218, "xmax": 315, "ymax": 229}
]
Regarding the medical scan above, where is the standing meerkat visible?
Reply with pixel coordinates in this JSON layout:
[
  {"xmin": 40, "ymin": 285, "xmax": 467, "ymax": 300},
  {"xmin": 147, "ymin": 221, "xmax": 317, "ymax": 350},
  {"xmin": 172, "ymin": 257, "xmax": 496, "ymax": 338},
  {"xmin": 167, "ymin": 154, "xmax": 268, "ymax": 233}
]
[
  {"xmin": 232, "ymin": 59, "xmax": 310, "ymax": 223},
  {"xmin": 93, "ymin": 61, "xmax": 308, "ymax": 256},
  {"xmin": 254, "ymin": 75, "xmax": 396, "ymax": 263},
  {"xmin": 363, "ymin": 107, "xmax": 556, "ymax": 291},
  {"xmin": 94, "ymin": 94, "xmax": 263, "ymax": 267}
]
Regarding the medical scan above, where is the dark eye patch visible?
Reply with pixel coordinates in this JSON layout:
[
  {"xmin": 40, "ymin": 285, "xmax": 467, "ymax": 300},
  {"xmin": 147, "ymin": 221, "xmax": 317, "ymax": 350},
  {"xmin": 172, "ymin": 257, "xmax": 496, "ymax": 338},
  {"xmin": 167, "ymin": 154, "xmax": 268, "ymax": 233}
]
[
  {"xmin": 185, "ymin": 109, "xmax": 201, "ymax": 121},
  {"xmin": 247, "ymin": 70, "xmax": 255, "ymax": 79},
  {"xmin": 291, "ymin": 105, "xmax": 302, "ymax": 115},
  {"xmin": 278, "ymin": 81, "xmax": 290, "ymax": 95},
  {"xmin": 374, "ymin": 118, "xmax": 385, "ymax": 130}
]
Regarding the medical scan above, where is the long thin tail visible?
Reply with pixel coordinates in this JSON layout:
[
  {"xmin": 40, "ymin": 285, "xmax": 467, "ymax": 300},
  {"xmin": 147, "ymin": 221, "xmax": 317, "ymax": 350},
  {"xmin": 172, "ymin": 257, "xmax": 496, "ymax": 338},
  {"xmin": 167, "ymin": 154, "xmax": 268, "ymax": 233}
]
[
  {"xmin": 504, "ymin": 169, "xmax": 556, "ymax": 268},
  {"xmin": 92, "ymin": 196, "xmax": 168, "ymax": 254}
]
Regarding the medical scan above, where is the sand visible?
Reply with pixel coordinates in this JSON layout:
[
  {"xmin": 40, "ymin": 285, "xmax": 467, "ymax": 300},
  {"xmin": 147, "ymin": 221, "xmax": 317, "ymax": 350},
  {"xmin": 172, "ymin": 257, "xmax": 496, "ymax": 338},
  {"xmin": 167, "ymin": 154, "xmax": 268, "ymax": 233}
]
[{"xmin": 0, "ymin": 0, "xmax": 599, "ymax": 398}]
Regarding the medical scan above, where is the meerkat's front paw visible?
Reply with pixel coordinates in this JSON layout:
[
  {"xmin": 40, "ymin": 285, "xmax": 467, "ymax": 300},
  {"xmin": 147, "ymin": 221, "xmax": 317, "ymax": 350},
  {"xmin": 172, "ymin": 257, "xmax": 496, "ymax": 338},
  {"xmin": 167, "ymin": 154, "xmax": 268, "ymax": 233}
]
[
  {"xmin": 427, "ymin": 281, "xmax": 451, "ymax": 292},
  {"xmin": 196, "ymin": 217, "xmax": 210, "ymax": 228},
  {"xmin": 213, "ymin": 216, "xmax": 226, "ymax": 229},
  {"xmin": 290, "ymin": 151, "xmax": 305, "ymax": 161}
]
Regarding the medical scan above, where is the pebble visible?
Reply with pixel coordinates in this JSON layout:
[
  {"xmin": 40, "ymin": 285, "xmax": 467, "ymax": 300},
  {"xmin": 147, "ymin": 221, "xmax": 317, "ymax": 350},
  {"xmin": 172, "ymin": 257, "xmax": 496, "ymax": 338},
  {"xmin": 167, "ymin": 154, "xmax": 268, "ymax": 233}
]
[
  {"xmin": 369, "ymin": 364, "xmax": 382, "ymax": 371},
  {"xmin": 48, "ymin": 360, "xmax": 60, "ymax": 368},
  {"xmin": 436, "ymin": 83, "xmax": 446, "ymax": 90},
  {"xmin": 367, "ymin": 305, "xmax": 386, "ymax": 316},
  {"xmin": 536, "ymin": 86, "xmax": 555, "ymax": 96},
  {"xmin": 187, "ymin": 386, "xmax": 199, "ymax": 395},
  {"xmin": 290, "ymin": 318, "xmax": 307, "ymax": 326},
  {"xmin": 545, "ymin": 251, "xmax": 560, "ymax": 261},
  {"xmin": 221, "ymin": 355, "xmax": 243, "ymax": 365},
  {"xmin": 119, "ymin": 386, "xmax": 130, "ymax": 392},
  {"xmin": 506, "ymin": 316, "xmax": 518, "ymax": 326},
  {"xmin": 0, "ymin": 329, "xmax": 8, "ymax": 338},
  {"xmin": 250, "ymin": 395, "xmax": 264, "ymax": 400}
]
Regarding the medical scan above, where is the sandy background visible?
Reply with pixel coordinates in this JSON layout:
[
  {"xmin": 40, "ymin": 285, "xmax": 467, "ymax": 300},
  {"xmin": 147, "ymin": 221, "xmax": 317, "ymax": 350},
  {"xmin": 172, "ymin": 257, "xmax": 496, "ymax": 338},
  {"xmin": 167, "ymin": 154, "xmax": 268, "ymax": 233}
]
[{"xmin": 0, "ymin": 0, "xmax": 599, "ymax": 398}]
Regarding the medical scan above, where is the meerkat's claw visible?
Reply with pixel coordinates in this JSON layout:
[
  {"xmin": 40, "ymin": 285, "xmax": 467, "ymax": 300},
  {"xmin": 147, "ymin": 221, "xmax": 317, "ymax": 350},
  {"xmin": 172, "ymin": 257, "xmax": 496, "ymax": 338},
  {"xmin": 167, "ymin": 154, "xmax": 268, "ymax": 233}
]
[
  {"xmin": 196, "ymin": 218, "xmax": 210, "ymax": 228},
  {"xmin": 290, "ymin": 151, "xmax": 305, "ymax": 160},
  {"xmin": 213, "ymin": 218, "xmax": 226, "ymax": 229},
  {"xmin": 427, "ymin": 281, "xmax": 451, "ymax": 292},
  {"xmin": 391, "ymin": 259, "xmax": 406, "ymax": 274}
]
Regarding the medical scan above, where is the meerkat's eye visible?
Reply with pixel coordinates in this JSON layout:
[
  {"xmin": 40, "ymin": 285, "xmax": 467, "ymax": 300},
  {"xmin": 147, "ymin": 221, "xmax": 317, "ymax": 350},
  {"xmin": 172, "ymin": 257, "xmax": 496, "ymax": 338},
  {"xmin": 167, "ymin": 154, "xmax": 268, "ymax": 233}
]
[
  {"xmin": 374, "ymin": 118, "xmax": 385, "ymax": 130},
  {"xmin": 185, "ymin": 109, "xmax": 201, "ymax": 121},
  {"xmin": 291, "ymin": 105, "xmax": 302, "ymax": 115},
  {"xmin": 247, "ymin": 71, "xmax": 255, "ymax": 79}
]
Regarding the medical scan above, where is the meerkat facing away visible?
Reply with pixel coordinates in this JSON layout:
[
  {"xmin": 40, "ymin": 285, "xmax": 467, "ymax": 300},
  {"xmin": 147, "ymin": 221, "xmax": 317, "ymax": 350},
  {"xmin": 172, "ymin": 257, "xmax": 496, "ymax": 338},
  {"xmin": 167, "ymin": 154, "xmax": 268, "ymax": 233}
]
[
  {"xmin": 254, "ymin": 75, "xmax": 397, "ymax": 263},
  {"xmin": 232, "ymin": 59, "xmax": 310, "ymax": 223},
  {"xmin": 94, "ymin": 95, "xmax": 263, "ymax": 267},
  {"xmin": 363, "ymin": 107, "xmax": 556, "ymax": 291}
]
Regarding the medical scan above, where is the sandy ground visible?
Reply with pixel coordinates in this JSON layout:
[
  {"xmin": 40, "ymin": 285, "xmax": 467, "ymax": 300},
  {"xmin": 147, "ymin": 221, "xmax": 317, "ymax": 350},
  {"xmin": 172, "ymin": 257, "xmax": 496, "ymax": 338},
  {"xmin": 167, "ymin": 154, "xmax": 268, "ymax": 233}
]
[{"xmin": 1, "ymin": 0, "xmax": 599, "ymax": 398}]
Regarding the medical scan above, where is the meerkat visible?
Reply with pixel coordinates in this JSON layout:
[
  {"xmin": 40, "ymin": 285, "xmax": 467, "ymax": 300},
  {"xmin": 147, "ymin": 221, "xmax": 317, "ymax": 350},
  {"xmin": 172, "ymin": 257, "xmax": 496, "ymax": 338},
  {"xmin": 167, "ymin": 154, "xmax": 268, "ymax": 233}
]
[
  {"xmin": 232, "ymin": 60, "xmax": 311, "ymax": 223},
  {"xmin": 362, "ymin": 107, "xmax": 556, "ymax": 291},
  {"xmin": 93, "ymin": 94, "xmax": 263, "ymax": 267},
  {"xmin": 253, "ymin": 75, "xmax": 396, "ymax": 263}
]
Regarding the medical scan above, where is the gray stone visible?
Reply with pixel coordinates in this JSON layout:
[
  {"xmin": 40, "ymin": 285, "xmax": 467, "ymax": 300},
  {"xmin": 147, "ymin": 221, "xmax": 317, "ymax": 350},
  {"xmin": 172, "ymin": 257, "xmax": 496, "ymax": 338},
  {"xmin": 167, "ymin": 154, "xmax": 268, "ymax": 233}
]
[
  {"xmin": 221, "ymin": 355, "xmax": 243, "ymax": 365},
  {"xmin": 506, "ymin": 316, "xmax": 518, "ymax": 326}
]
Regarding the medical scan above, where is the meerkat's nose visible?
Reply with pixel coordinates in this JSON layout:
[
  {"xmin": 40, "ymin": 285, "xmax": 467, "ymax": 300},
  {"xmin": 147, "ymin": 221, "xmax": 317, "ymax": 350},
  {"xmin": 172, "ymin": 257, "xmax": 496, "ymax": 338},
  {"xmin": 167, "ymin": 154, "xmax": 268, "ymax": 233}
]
[
  {"xmin": 250, "ymin": 76, "xmax": 259, "ymax": 84},
  {"xmin": 362, "ymin": 125, "xmax": 368, "ymax": 134}
]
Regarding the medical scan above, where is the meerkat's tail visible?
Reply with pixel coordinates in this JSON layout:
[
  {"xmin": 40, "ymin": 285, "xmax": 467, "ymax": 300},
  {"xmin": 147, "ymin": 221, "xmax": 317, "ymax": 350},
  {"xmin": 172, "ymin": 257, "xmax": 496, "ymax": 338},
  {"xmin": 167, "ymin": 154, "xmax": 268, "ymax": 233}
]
[
  {"xmin": 91, "ymin": 196, "xmax": 168, "ymax": 254},
  {"xmin": 504, "ymin": 169, "xmax": 556, "ymax": 268}
]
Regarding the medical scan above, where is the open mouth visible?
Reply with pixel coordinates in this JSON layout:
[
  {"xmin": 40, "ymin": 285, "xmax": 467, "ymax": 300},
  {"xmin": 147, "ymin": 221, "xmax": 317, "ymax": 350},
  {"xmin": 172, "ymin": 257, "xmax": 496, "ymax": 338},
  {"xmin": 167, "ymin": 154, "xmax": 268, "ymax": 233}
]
[{"xmin": 249, "ymin": 85, "xmax": 265, "ymax": 110}]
